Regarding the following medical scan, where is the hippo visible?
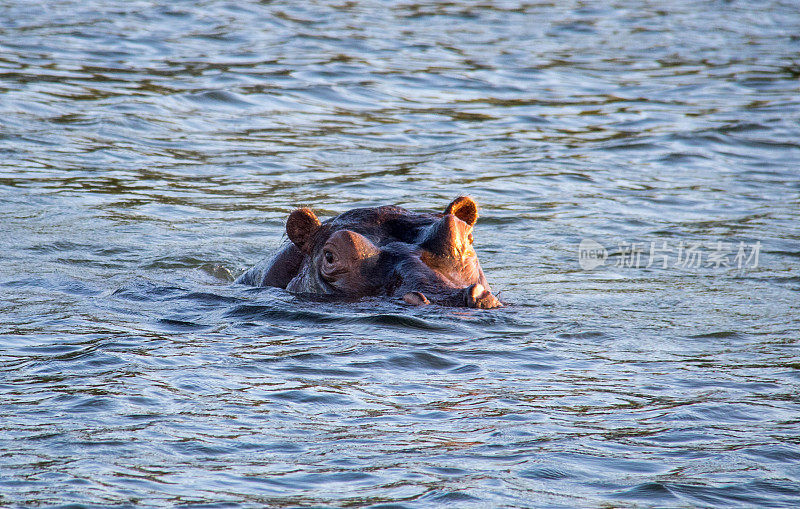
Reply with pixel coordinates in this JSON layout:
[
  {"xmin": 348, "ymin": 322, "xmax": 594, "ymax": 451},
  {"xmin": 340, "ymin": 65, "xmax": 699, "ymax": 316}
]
[{"xmin": 236, "ymin": 196, "xmax": 501, "ymax": 309}]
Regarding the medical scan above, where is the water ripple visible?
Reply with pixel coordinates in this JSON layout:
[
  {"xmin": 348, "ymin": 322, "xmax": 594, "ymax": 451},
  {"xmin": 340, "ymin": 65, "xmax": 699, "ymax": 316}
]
[{"xmin": 1, "ymin": 0, "xmax": 799, "ymax": 507}]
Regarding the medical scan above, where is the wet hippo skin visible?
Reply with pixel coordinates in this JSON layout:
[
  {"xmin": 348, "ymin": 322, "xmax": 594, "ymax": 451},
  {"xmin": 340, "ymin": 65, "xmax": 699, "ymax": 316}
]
[{"xmin": 237, "ymin": 197, "xmax": 501, "ymax": 309}]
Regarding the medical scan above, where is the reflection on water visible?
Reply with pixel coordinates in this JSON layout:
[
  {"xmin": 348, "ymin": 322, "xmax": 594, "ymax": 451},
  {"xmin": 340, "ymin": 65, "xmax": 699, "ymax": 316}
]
[{"xmin": 1, "ymin": 0, "xmax": 799, "ymax": 506}]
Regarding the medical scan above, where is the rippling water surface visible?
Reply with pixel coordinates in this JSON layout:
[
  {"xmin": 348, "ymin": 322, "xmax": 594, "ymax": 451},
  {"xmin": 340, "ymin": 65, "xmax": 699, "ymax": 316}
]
[{"xmin": 2, "ymin": 1, "xmax": 799, "ymax": 507}]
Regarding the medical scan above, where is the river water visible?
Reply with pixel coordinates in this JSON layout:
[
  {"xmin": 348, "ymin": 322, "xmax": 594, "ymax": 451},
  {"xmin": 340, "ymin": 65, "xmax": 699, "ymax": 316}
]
[{"xmin": 1, "ymin": 1, "xmax": 799, "ymax": 507}]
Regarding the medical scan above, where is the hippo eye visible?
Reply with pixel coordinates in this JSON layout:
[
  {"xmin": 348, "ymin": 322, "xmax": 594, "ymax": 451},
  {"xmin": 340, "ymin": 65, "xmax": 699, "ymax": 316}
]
[{"xmin": 324, "ymin": 250, "xmax": 335, "ymax": 264}]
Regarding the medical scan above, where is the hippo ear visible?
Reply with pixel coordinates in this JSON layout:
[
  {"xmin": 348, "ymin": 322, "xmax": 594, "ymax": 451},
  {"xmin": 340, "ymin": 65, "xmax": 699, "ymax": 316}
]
[
  {"xmin": 286, "ymin": 208, "xmax": 321, "ymax": 254},
  {"xmin": 444, "ymin": 196, "xmax": 478, "ymax": 226}
]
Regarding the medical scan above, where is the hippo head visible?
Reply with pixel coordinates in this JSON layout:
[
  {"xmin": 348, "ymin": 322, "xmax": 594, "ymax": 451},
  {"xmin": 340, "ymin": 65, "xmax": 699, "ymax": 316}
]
[{"xmin": 280, "ymin": 197, "xmax": 500, "ymax": 309}]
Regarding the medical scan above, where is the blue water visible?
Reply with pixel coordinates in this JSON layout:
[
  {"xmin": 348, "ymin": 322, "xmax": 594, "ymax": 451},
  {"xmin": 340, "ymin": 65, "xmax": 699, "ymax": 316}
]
[{"xmin": 1, "ymin": 1, "xmax": 799, "ymax": 506}]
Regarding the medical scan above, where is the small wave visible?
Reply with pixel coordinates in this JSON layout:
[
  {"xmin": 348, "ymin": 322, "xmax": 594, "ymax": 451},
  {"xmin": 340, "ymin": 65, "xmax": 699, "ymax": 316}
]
[
  {"xmin": 158, "ymin": 318, "xmax": 211, "ymax": 331},
  {"xmin": 385, "ymin": 351, "xmax": 459, "ymax": 370},
  {"xmin": 688, "ymin": 330, "xmax": 743, "ymax": 339},
  {"xmin": 345, "ymin": 313, "xmax": 449, "ymax": 331},
  {"xmin": 614, "ymin": 481, "xmax": 676, "ymax": 501},
  {"xmin": 184, "ymin": 90, "xmax": 255, "ymax": 107}
]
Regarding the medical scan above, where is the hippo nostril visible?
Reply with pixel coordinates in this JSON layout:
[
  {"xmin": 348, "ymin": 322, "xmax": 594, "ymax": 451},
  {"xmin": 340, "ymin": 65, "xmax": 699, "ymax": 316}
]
[
  {"xmin": 467, "ymin": 283, "xmax": 486, "ymax": 305},
  {"xmin": 403, "ymin": 291, "xmax": 430, "ymax": 306},
  {"xmin": 464, "ymin": 283, "xmax": 501, "ymax": 309}
]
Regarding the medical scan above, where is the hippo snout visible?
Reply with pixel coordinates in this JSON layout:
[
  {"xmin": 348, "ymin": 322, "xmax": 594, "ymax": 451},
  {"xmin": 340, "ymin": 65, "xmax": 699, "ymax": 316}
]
[{"xmin": 402, "ymin": 284, "xmax": 502, "ymax": 309}]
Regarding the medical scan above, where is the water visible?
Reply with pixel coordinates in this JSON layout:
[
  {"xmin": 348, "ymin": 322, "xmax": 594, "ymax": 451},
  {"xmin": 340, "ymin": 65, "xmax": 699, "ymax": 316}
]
[{"xmin": 1, "ymin": 0, "xmax": 799, "ymax": 506}]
